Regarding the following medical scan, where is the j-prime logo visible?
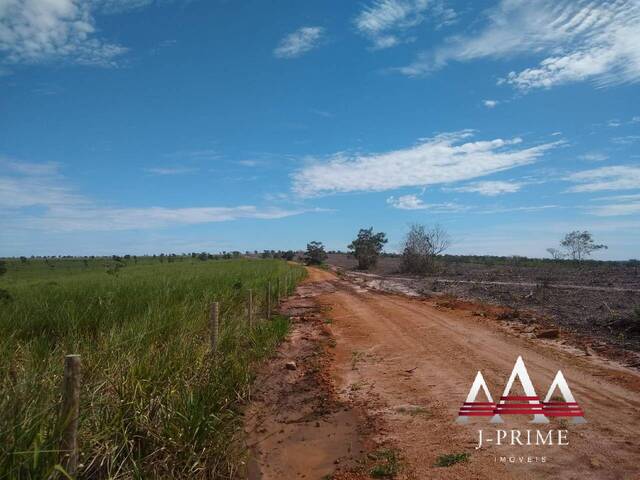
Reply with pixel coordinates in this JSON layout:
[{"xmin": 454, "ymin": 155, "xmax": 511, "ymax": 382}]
[{"xmin": 457, "ymin": 356, "xmax": 586, "ymax": 424}]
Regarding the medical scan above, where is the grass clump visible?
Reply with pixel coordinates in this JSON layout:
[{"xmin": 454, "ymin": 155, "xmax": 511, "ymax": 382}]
[
  {"xmin": 0, "ymin": 257, "xmax": 305, "ymax": 479},
  {"xmin": 435, "ymin": 452, "xmax": 469, "ymax": 467},
  {"xmin": 369, "ymin": 449, "xmax": 400, "ymax": 478}
]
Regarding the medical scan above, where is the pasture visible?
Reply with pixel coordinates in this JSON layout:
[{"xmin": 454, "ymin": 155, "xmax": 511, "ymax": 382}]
[{"xmin": 0, "ymin": 257, "xmax": 305, "ymax": 478}]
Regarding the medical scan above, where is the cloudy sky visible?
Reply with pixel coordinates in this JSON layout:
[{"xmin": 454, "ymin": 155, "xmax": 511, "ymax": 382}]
[{"xmin": 1, "ymin": 0, "xmax": 639, "ymax": 258}]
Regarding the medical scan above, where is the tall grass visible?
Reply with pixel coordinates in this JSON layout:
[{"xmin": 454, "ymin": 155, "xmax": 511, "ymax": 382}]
[{"xmin": 0, "ymin": 258, "xmax": 305, "ymax": 479}]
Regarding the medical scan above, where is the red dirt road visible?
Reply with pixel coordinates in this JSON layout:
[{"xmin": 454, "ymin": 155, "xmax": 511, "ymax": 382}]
[{"xmin": 249, "ymin": 267, "xmax": 640, "ymax": 479}]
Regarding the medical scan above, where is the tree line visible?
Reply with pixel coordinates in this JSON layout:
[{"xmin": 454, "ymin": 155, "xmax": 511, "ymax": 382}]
[
  {"xmin": 303, "ymin": 224, "xmax": 452, "ymax": 275},
  {"xmin": 303, "ymin": 226, "xmax": 611, "ymax": 274}
]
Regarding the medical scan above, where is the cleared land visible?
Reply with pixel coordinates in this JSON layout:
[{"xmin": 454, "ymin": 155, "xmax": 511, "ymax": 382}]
[
  {"xmin": 327, "ymin": 253, "xmax": 640, "ymax": 352},
  {"xmin": 0, "ymin": 257, "xmax": 305, "ymax": 479},
  {"xmin": 247, "ymin": 267, "xmax": 640, "ymax": 479}
]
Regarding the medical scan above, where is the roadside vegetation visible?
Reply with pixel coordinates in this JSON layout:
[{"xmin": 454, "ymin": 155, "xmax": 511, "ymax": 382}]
[
  {"xmin": 368, "ymin": 448, "xmax": 401, "ymax": 478},
  {"xmin": 0, "ymin": 256, "xmax": 305, "ymax": 479}
]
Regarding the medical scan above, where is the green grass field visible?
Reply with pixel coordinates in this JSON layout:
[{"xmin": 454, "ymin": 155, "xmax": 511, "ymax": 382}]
[{"xmin": 0, "ymin": 257, "xmax": 306, "ymax": 479}]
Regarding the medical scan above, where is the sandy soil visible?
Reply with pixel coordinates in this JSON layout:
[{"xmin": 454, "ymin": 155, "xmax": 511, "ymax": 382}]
[{"xmin": 246, "ymin": 267, "xmax": 640, "ymax": 479}]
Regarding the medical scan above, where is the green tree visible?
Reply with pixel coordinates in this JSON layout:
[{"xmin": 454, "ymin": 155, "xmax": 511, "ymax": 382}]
[
  {"xmin": 0, "ymin": 260, "xmax": 6, "ymax": 277},
  {"xmin": 281, "ymin": 250, "xmax": 296, "ymax": 261},
  {"xmin": 348, "ymin": 227, "xmax": 388, "ymax": 270},
  {"xmin": 559, "ymin": 230, "xmax": 607, "ymax": 260},
  {"xmin": 304, "ymin": 241, "xmax": 327, "ymax": 265}
]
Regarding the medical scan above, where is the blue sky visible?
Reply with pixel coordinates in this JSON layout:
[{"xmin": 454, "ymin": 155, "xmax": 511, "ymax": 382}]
[{"xmin": 1, "ymin": 0, "xmax": 639, "ymax": 259}]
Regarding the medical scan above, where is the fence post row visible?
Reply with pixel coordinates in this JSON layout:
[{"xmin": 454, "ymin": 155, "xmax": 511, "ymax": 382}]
[
  {"xmin": 60, "ymin": 354, "xmax": 81, "ymax": 477},
  {"xmin": 210, "ymin": 302, "xmax": 219, "ymax": 352},
  {"xmin": 53, "ymin": 271, "xmax": 299, "ymax": 478}
]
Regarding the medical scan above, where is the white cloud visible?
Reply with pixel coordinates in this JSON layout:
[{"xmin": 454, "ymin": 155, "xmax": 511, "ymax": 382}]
[
  {"xmin": 0, "ymin": 176, "xmax": 85, "ymax": 208},
  {"xmin": 585, "ymin": 192, "xmax": 640, "ymax": 217},
  {"xmin": 587, "ymin": 202, "xmax": 640, "ymax": 217},
  {"xmin": 166, "ymin": 149, "xmax": 220, "ymax": 160},
  {"xmin": 399, "ymin": 0, "xmax": 640, "ymax": 90},
  {"xmin": 292, "ymin": 131, "xmax": 559, "ymax": 197},
  {"xmin": 385, "ymin": 193, "xmax": 556, "ymax": 214},
  {"xmin": 355, "ymin": 0, "xmax": 455, "ymax": 49},
  {"xmin": 451, "ymin": 180, "xmax": 521, "ymax": 196},
  {"xmin": 0, "ymin": 158, "xmax": 86, "ymax": 208},
  {"xmin": 237, "ymin": 160, "xmax": 259, "ymax": 167},
  {"xmin": 579, "ymin": 152, "xmax": 608, "ymax": 162},
  {"xmin": 22, "ymin": 205, "xmax": 308, "ymax": 232},
  {"xmin": 0, "ymin": 0, "xmax": 128, "ymax": 66},
  {"xmin": 387, "ymin": 194, "xmax": 424, "ymax": 209},
  {"xmin": 612, "ymin": 135, "xmax": 640, "ymax": 145},
  {"xmin": 566, "ymin": 165, "xmax": 640, "ymax": 192},
  {"xmin": 483, "ymin": 99, "xmax": 499, "ymax": 108},
  {"xmin": 273, "ymin": 26, "xmax": 324, "ymax": 59},
  {"xmin": 594, "ymin": 193, "xmax": 640, "ymax": 202},
  {"xmin": 1, "ymin": 157, "xmax": 60, "ymax": 175},
  {"xmin": 94, "ymin": 0, "xmax": 156, "ymax": 14},
  {"xmin": 479, "ymin": 204, "xmax": 557, "ymax": 214},
  {"xmin": 310, "ymin": 109, "xmax": 334, "ymax": 118},
  {"xmin": 144, "ymin": 166, "xmax": 197, "ymax": 175},
  {"xmin": 1, "ymin": 159, "xmax": 313, "ymax": 232},
  {"xmin": 386, "ymin": 194, "xmax": 467, "ymax": 212}
]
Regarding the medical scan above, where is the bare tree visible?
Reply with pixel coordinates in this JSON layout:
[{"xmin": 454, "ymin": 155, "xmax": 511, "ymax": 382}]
[
  {"xmin": 559, "ymin": 230, "xmax": 607, "ymax": 261},
  {"xmin": 546, "ymin": 248, "xmax": 565, "ymax": 260},
  {"xmin": 400, "ymin": 224, "xmax": 451, "ymax": 275}
]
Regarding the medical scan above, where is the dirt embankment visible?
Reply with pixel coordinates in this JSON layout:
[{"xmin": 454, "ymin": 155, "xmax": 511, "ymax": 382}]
[{"xmin": 246, "ymin": 267, "xmax": 640, "ymax": 479}]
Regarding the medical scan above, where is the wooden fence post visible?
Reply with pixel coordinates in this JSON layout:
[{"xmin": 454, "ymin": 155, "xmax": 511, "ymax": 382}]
[
  {"xmin": 60, "ymin": 354, "xmax": 81, "ymax": 477},
  {"xmin": 210, "ymin": 302, "xmax": 219, "ymax": 353},
  {"xmin": 248, "ymin": 289, "xmax": 254, "ymax": 327},
  {"xmin": 276, "ymin": 277, "xmax": 281, "ymax": 301},
  {"xmin": 267, "ymin": 281, "xmax": 272, "ymax": 320}
]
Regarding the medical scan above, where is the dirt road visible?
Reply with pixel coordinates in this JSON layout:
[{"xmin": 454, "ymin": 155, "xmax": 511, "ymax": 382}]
[{"xmin": 248, "ymin": 267, "xmax": 640, "ymax": 479}]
